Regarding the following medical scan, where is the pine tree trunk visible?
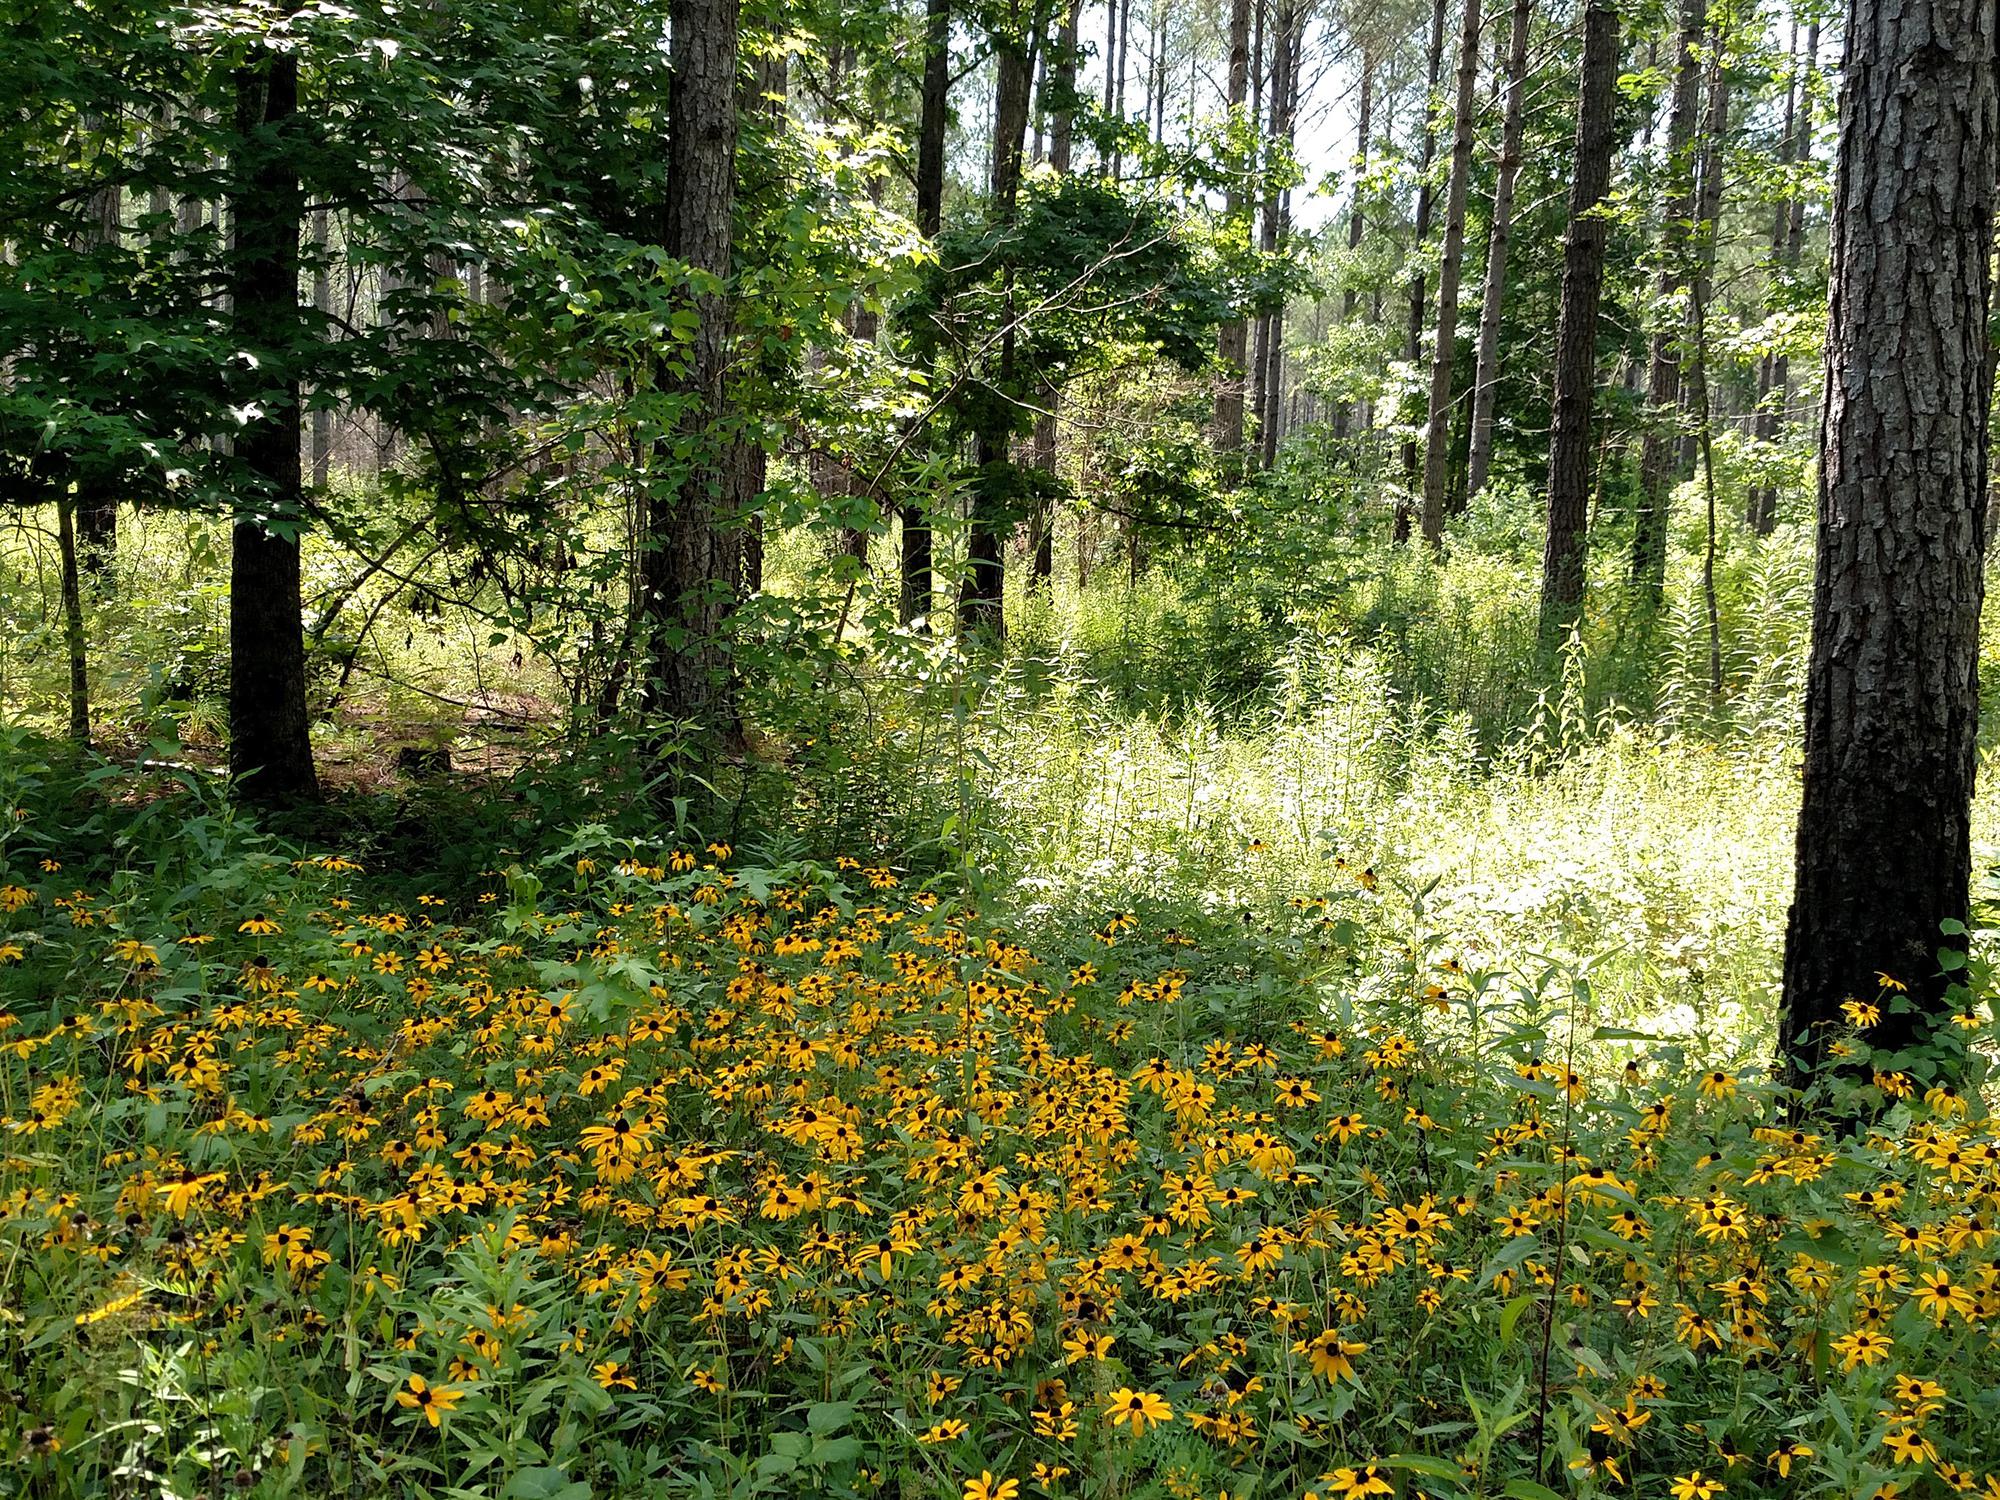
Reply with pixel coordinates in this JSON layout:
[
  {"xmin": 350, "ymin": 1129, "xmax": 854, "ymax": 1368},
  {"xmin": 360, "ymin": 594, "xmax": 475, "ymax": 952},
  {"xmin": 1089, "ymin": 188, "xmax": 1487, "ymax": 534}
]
[
  {"xmin": 642, "ymin": 0, "xmax": 740, "ymax": 730},
  {"xmin": 1397, "ymin": 0, "xmax": 1449, "ymax": 542},
  {"xmin": 1464, "ymin": 0, "xmax": 1531, "ymax": 502},
  {"xmin": 1779, "ymin": 0, "xmax": 1997, "ymax": 1091},
  {"xmin": 1213, "ymin": 0, "xmax": 1253, "ymax": 465},
  {"xmin": 1419, "ymin": 0, "xmax": 1484, "ymax": 543},
  {"xmin": 1536, "ymin": 0, "xmax": 1620, "ymax": 647},
  {"xmin": 228, "ymin": 42, "xmax": 319, "ymax": 804}
]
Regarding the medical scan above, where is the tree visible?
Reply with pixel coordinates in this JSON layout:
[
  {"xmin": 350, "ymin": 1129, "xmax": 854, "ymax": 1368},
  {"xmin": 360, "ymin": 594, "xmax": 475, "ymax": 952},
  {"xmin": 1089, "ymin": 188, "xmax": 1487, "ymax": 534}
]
[
  {"xmin": 1029, "ymin": 0, "xmax": 1082, "ymax": 590},
  {"xmin": 228, "ymin": 31, "xmax": 321, "ymax": 804},
  {"xmin": 1463, "ymin": 0, "xmax": 1531, "ymax": 503},
  {"xmin": 1535, "ymin": 0, "xmax": 1618, "ymax": 647},
  {"xmin": 1629, "ymin": 0, "xmax": 1706, "ymax": 604},
  {"xmin": 1417, "ymin": 0, "xmax": 1482, "ymax": 543},
  {"xmin": 901, "ymin": 0, "xmax": 951, "ymax": 629},
  {"xmin": 1748, "ymin": 17, "xmax": 1818, "ymax": 536},
  {"xmin": 1252, "ymin": 0, "xmax": 1301, "ymax": 472},
  {"xmin": 957, "ymin": 0, "xmax": 1044, "ymax": 640},
  {"xmin": 1778, "ymin": 0, "xmax": 1997, "ymax": 1092},
  {"xmin": 641, "ymin": 0, "xmax": 742, "ymax": 730},
  {"xmin": 1395, "ymin": 0, "xmax": 1448, "ymax": 543},
  {"xmin": 1213, "ymin": 0, "xmax": 1254, "ymax": 464}
]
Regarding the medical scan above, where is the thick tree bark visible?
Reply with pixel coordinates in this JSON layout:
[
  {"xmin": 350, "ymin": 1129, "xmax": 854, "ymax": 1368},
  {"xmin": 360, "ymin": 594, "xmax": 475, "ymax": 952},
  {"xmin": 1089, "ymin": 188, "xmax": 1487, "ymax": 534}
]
[
  {"xmin": 1213, "ymin": 0, "xmax": 1254, "ymax": 463},
  {"xmin": 901, "ymin": 0, "xmax": 952, "ymax": 628},
  {"xmin": 228, "ymin": 43, "xmax": 319, "ymax": 803},
  {"xmin": 1464, "ymin": 0, "xmax": 1531, "ymax": 502},
  {"xmin": 1536, "ymin": 0, "xmax": 1619, "ymax": 647},
  {"xmin": 1630, "ymin": 0, "xmax": 1706, "ymax": 601},
  {"xmin": 1779, "ymin": 0, "xmax": 1997, "ymax": 1090},
  {"xmin": 1396, "ymin": 0, "xmax": 1449, "ymax": 542},
  {"xmin": 1418, "ymin": 0, "xmax": 1484, "ymax": 543},
  {"xmin": 642, "ymin": 0, "xmax": 740, "ymax": 730}
]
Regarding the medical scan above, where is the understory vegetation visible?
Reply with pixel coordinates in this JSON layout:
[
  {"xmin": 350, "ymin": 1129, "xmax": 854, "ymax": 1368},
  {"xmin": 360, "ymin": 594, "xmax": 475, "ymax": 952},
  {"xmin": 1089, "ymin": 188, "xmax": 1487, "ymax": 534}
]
[{"xmin": 4, "ymin": 802, "xmax": 1999, "ymax": 1499}]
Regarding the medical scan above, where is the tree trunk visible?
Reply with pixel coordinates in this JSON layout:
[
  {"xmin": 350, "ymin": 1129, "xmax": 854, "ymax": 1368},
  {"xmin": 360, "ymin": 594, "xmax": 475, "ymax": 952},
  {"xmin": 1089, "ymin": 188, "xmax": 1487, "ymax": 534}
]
[
  {"xmin": 1677, "ymin": 57, "xmax": 1730, "ymax": 475},
  {"xmin": 737, "ymin": 43, "xmax": 787, "ymax": 600},
  {"xmin": 1396, "ymin": 0, "xmax": 1449, "ymax": 542},
  {"xmin": 1779, "ymin": 0, "xmax": 1997, "ymax": 1092},
  {"xmin": 75, "ymin": 174, "xmax": 122, "ymax": 568},
  {"xmin": 1101, "ymin": 0, "xmax": 1119, "ymax": 174},
  {"xmin": 641, "ymin": 0, "xmax": 740, "ymax": 731},
  {"xmin": 1213, "ymin": 0, "xmax": 1254, "ymax": 464},
  {"xmin": 1536, "ymin": 0, "xmax": 1620, "ymax": 647},
  {"xmin": 228, "ymin": 42, "xmax": 319, "ymax": 804},
  {"xmin": 1337, "ymin": 53, "xmax": 1373, "ymax": 442},
  {"xmin": 1050, "ymin": 0, "xmax": 1079, "ymax": 172},
  {"xmin": 56, "ymin": 493, "xmax": 90, "ymax": 747},
  {"xmin": 1464, "ymin": 0, "xmax": 1531, "ymax": 503},
  {"xmin": 1751, "ymin": 19, "xmax": 1818, "ymax": 535},
  {"xmin": 1630, "ymin": 0, "xmax": 1706, "ymax": 602},
  {"xmin": 1111, "ymin": 0, "xmax": 1132, "ymax": 176},
  {"xmin": 1252, "ymin": 3, "xmax": 1299, "ymax": 471},
  {"xmin": 1419, "ymin": 0, "xmax": 1484, "ymax": 543},
  {"xmin": 959, "ymin": 20, "xmax": 1036, "ymax": 639},
  {"xmin": 901, "ymin": 0, "xmax": 952, "ymax": 628},
  {"xmin": 311, "ymin": 208, "xmax": 333, "ymax": 489},
  {"xmin": 1028, "ymin": 0, "xmax": 1080, "ymax": 592}
]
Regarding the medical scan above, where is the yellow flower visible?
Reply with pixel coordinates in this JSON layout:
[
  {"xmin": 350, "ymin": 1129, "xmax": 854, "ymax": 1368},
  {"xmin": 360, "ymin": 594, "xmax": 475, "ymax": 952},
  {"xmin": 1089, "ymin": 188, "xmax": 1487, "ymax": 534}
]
[
  {"xmin": 1768, "ymin": 1438, "xmax": 1814, "ymax": 1478},
  {"xmin": 1322, "ymin": 1465, "xmax": 1395, "ymax": 1498},
  {"xmin": 1103, "ymin": 1387, "xmax": 1172, "ymax": 1435},
  {"xmin": 593, "ymin": 1361, "xmax": 637, "ymax": 1391},
  {"xmin": 1670, "ymin": 1474, "xmax": 1724, "ymax": 1500},
  {"xmin": 1882, "ymin": 1429, "xmax": 1938, "ymax": 1465},
  {"xmin": 1294, "ymin": 1330, "xmax": 1368, "ymax": 1382},
  {"xmin": 962, "ymin": 1473, "xmax": 1018, "ymax": 1500},
  {"xmin": 394, "ymin": 1374, "xmax": 463, "ymax": 1427},
  {"xmin": 1833, "ymin": 1329, "xmax": 1894, "ymax": 1370}
]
